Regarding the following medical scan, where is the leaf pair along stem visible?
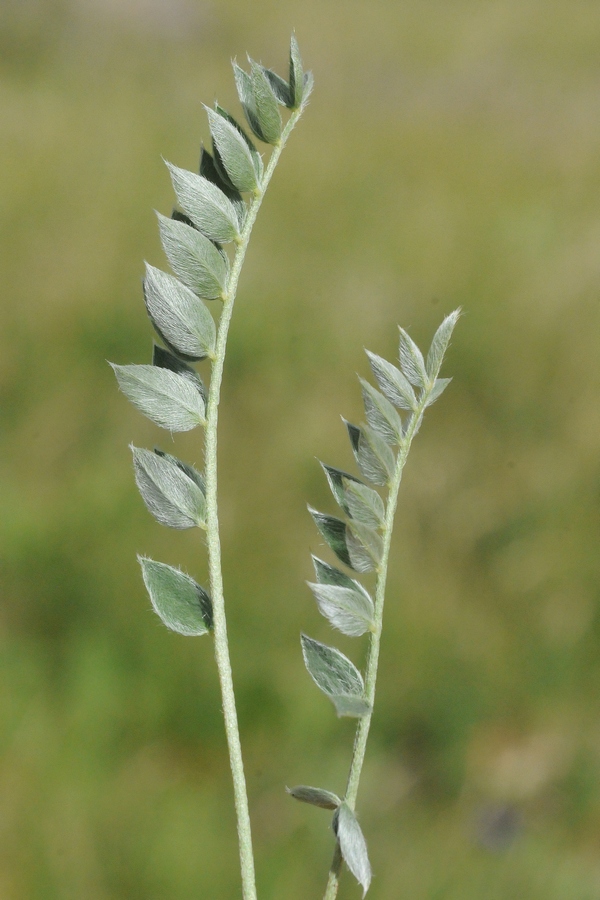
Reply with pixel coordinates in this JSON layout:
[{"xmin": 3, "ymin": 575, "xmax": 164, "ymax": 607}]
[{"xmin": 204, "ymin": 106, "xmax": 305, "ymax": 900}]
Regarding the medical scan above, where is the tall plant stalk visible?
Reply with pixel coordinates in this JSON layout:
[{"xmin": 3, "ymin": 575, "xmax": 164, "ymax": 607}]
[
  {"xmin": 111, "ymin": 37, "xmax": 311, "ymax": 900},
  {"xmin": 289, "ymin": 312, "xmax": 460, "ymax": 897},
  {"xmin": 204, "ymin": 108, "xmax": 305, "ymax": 900}
]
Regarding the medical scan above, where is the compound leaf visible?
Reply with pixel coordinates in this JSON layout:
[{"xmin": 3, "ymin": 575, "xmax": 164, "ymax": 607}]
[
  {"xmin": 111, "ymin": 363, "xmax": 205, "ymax": 431},
  {"xmin": 139, "ymin": 556, "xmax": 212, "ymax": 635}
]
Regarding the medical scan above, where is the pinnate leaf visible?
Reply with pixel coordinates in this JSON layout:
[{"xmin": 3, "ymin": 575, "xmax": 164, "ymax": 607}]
[
  {"xmin": 334, "ymin": 802, "xmax": 372, "ymax": 896},
  {"xmin": 132, "ymin": 447, "xmax": 206, "ymax": 529},
  {"xmin": 144, "ymin": 264, "xmax": 216, "ymax": 361},
  {"xmin": 111, "ymin": 364, "xmax": 205, "ymax": 431},
  {"xmin": 367, "ymin": 351, "xmax": 417, "ymax": 411},
  {"xmin": 301, "ymin": 634, "xmax": 370, "ymax": 718},
  {"xmin": 139, "ymin": 556, "xmax": 212, "ymax": 635},
  {"xmin": 426, "ymin": 308, "xmax": 461, "ymax": 379},
  {"xmin": 307, "ymin": 581, "xmax": 375, "ymax": 637},
  {"xmin": 286, "ymin": 785, "xmax": 341, "ymax": 809},
  {"xmin": 157, "ymin": 213, "xmax": 229, "ymax": 299},
  {"xmin": 166, "ymin": 162, "xmax": 241, "ymax": 243}
]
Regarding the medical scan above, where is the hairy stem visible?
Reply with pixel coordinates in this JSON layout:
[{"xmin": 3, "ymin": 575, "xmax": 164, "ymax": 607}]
[
  {"xmin": 323, "ymin": 387, "xmax": 436, "ymax": 900},
  {"xmin": 204, "ymin": 107, "xmax": 304, "ymax": 900}
]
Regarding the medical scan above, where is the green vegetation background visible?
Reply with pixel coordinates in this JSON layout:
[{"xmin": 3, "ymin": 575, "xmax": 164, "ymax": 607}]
[{"xmin": 2, "ymin": 1, "xmax": 600, "ymax": 897}]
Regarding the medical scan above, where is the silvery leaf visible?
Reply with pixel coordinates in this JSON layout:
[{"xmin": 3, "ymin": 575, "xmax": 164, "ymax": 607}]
[
  {"xmin": 144, "ymin": 264, "xmax": 216, "ymax": 361},
  {"xmin": 426, "ymin": 309, "xmax": 461, "ymax": 379},
  {"xmin": 307, "ymin": 581, "xmax": 375, "ymax": 637},
  {"xmin": 360, "ymin": 378, "xmax": 403, "ymax": 446},
  {"xmin": 398, "ymin": 327, "xmax": 428, "ymax": 388},
  {"xmin": 312, "ymin": 556, "xmax": 361, "ymax": 591},
  {"xmin": 199, "ymin": 146, "xmax": 246, "ymax": 230},
  {"xmin": 289, "ymin": 33, "xmax": 304, "ymax": 109},
  {"xmin": 347, "ymin": 522, "xmax": 382, "ymax": 572},
  {"xmin": 233, "ymin": 62, "xmax": 266, "ymax": 143},
  {"xmin": 346, "ymin": 421, "xmax": 395, "ymax": 486},
  {"xmin": 249, "ymin": 59, "xmax": 282, "ymax": 144},
  {"xmin": 301, "ymin": 634, "xmax": 370, "ymax": 718},
  {"xmin": 342, "ymin": 480, "xmax": 385, "ymax": 529},
  {"xmin": 166, "ymin": 162, "xmax": 241, "ymax": 243},
  {"xmin": 139, "ymin": 556, "xmax": 212, "ymax": 635},
  {"xmin": 286, "ymin": 785, "xmax": 341, "ymax": 809},
  {"xmin": 111, "ymin": 364, "xmax": 205, "ymax": 431},
  {"xmin": 157, "ymin": 213, "xmax": 229, "ymax": 299},
  {"xmin": 206, "ymin": 106, "xmax": 260, "ymax": 193},
  {"xmin": 152, "ymin": 345, "xmax": 206, "ymax": 400},
  {"xmin": 366, "ymin": 351, "xmax": 417, "ymax": 411},
  {"xmin": 334, "ymin": 803, "xmax": 372, "ymax": 897},
  {"xmin": 214, "ymin": 104, "xmax": 264, "ymax": 182},
  {"xmin": 425, "ymin": 377, "xmax": 452, "ymax": 406},
  {"xmin": 132, "ymin": 446, "xmax": 206, "ymax": 529},
  {"xmin": 152, "ymin": 449, "xmax": 205, "ymax": 494}
]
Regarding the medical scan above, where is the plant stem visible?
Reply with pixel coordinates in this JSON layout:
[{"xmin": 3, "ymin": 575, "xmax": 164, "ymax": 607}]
[
  {"xmin": 204, "ymin": 107, "xmax": 304, "ymax": 900},
  {"xmin": 323, "ymin": 388, "xmax": 435, "ymax": 900}
]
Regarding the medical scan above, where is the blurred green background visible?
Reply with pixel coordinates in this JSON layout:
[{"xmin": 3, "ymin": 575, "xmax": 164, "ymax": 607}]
[{"xmin": 2, "ymin": 0, "xmax": 600, "ymax": 897}]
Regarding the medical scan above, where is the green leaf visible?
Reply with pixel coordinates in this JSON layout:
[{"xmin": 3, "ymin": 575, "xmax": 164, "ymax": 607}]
[
  {"xmin": 309, "ymin": 507, "xmax": 351, "ymax": 568},
  {"xmin": 139, "ymin": 556, "xmax": 212, "ymax": 635},
  {"xmin": 346, "ymin": 421, "xmax": 395, "ymax": 486},
  {"xmin": 131, "ymin": 446, "xmax": 206, "ymax": 529},
  {"xmin": 286, "ymin": 785, "xmax": 341, "ymax": 809},
  {"xmin": 144, "ymin": 264, "xmax": 216, "ymax": 361},
  {"xmin": 250, "ymin": 60, "xmax": 283, "ymax": 144},
  {"xmin": 152, "ymin": 449, "xmax": 205, "ymax": 494},
  {"xmin": 347, "ymin": 522, "xmax": 382, "ymax": 572},
  {"xmin": 215, "ymin": 104, "xmax": 264, "ymax": 182},
  {"xmin": 152, "ymin": 345, "xmax": 206, "ymax": 400},
  {"xmin": 342, "ymin": 480, "xmax": 385, "ymax": 529},
  {"xmin": 334, "ymin": 803, "xmax": 372, "ymax": 896},
  {"xmin": 199, "ymin": 146, "xmax": 246, "ymax": 230},
  {"xmin": 166, "ymin": 162, "xmax": 241, "ymax": 243},
  {"xmin": 307, "ymin": 581, "xmax": 375, "ymax": 637},
  {"xmin": 360, "ymin": 378, "xmax": 403, "ymax": 446},
  {"xmin": 312, "ymin": 556, "xmax": 362, "ymax": 591},
  {"xmin": 426, "ymin": 377, "xmax": 452, "ymax": 406},
  {"xmin": 289, "ymin": 33, "xmax": 304, "ymax": 109},
  {"xmin": 398, "ymin": 327, "xmax": 428, "ymax": 388},
  {"xmin": 233, "ymin": 62, "xmax": 265, "ymax": 142},
  {"xmin": 366, "ymin": 351, "xmax": 417, "ymax": 411},
  {"xmin": 321, "ymin": 463, "xmax": 363, "ymax": 515},
  {"xmin": 261, "ymin": 66, "xmax": 293, "ymax": 106},
  {"xmin": 206, "ymin": 106, "xmax": 260, "ymax": 194},
  {"xmin": 157, "ymin": 213, "xmax": 229, "ymax": 300},
  {"xmin": 301, "ymin": 634, "xmax": 370, "ymax": 718},
  {"xmin": 426, "ymin": 308, "xmax": 461, "ymax": 379},
  {"xmin": 111, "ymin": 363, "xmax": 205, "ymax": 431}
]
